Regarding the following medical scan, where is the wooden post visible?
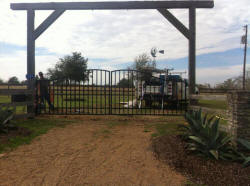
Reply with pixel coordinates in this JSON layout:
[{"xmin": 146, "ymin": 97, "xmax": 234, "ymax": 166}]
[
  {"xmin": 27, "ymin": 9, "xmax": 35, "ymax": 115},
  {"xmin": 189, "ymin": 7, "xmax": 196, "ymax": 95}
]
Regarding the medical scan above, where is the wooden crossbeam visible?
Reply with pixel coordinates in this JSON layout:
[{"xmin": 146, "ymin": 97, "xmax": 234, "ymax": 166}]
[
  {"xmin": 34, "ymin": 10, "xmax": 65, "ymax": 40},
  {"xmin": 158, "ymin": 9, "xmax": 189, "ymax": 39},
  {"xmin": 11, "ymin": 1, "xmax": 214, "ymax": 10}
]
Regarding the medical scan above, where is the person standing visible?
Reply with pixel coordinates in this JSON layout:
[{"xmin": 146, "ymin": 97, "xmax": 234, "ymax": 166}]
[{"xmin": 38, "ymin": 72, "xmax": 54, "ymax": 110}]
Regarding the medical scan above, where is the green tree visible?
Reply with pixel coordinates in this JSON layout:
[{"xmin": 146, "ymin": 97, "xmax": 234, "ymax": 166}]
[
  {"xmin": 133, "ymin": 53, "xmax": 155, "ymax": 71},
  {"xmin": 130, "ymin": 53, "xmax": 156, "ymax": 81},
  {"xmin": 215, "ymin": 68, "xmax": 250, "ymax": 90},
  {"xmin": 117, "ymin": 78, "xmax": 134, "ymax": 88},
  {"xmin": 47, "ymin": 52, "xmax": 88, "ymax": 82},
  {"xmin": 20, "ymin": 80, "xmax": 28, "ymax": 84},
  {"xmin": 216, "ymin": 78, "xmax": 236, "ymax": 89},
  {"xmin": 0, "ymin": 78, "xmax": 4, "ymax": 84},
  {"xmin": 8, "ymin": 76, "xmax": 19, "ymax": 84}
]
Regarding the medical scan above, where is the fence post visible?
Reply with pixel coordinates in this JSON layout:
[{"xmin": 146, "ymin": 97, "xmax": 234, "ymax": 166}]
[{"xmin": 227, "ymin": 91, "xmax": 250, "ymax": 141}]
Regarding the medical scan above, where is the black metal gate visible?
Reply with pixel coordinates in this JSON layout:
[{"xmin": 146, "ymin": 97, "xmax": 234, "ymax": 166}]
[{"xmin": 35, "ymin": 69, "xmax": 188, "ymax": 115}]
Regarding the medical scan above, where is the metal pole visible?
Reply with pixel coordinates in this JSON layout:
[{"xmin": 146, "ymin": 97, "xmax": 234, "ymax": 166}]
[
  {"xmin": 188, "ymin": 7, "xmax": 196, "ymax": 95},
  {"xmin": 243, "ymin": 25, "xmax": 248, "ymax": 90},
  {"xmin": 27, "ymin": 9, "xmax": 35, "ymax": 115}
]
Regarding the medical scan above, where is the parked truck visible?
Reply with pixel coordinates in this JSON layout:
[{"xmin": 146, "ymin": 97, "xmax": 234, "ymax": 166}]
[{"xmin": 136, "ymin": 73, "xmax": 188, "ymax": 109}]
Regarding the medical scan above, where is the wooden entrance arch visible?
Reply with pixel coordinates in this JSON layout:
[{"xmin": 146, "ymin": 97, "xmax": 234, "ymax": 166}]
[{"xmin": 11, "ymin": 0, "xmax": 214, "ymax": 114}]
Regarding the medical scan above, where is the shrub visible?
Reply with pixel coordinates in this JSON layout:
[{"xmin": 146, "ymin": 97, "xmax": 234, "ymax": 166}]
[
  {"xmin": 237, "ymin": 138, "xmax": 250, "ymax": 167},
  {"xmin": 180, "ymin": 109, "xmax": 238, "ymax": 160},
  {"xmin": 0, "ymin": 105, "xmax": 15, "ymax": 133}
]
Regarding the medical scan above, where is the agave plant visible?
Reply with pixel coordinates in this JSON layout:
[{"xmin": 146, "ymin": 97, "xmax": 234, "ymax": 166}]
[
  {"xmin": 179, "ymin": 109, "xmax": 213, "ymax": 138},
  {"xmin": 0, "ymin": 105, "xmax": 14, "ymax": 133},
  {"xmin": 180, "ymin": 109, "xmax": 237, "ymax": 160},
  {"xmin": 237, "ymin": 138, "xmax": 250, "ymax": 167}
]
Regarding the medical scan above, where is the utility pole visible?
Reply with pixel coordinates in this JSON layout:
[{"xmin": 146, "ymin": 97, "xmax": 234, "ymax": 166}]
[{"xmin": 242, "ymin": 25, "xmax": 248, "ymax": 90}]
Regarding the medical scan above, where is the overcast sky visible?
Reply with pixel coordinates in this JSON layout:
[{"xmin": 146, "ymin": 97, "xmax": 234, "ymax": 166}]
[{"xmin": 0, "ymin": 0, "xmax": 250, "ymax": 85}]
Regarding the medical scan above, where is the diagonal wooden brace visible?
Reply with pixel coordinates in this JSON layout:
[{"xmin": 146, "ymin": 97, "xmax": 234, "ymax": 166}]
[
  {"xmin": 157, "ymin": 8, "xmax": 189, "ymax": 39},
  {"xmin": 34, "ymin": 9, "xmax": 65, "ymax": 40}
]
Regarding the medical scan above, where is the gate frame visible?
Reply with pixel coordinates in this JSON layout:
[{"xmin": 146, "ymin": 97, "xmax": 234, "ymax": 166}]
[
  {"xmin": 36, "ymin": 69, "xmax": 188, "ymax": 115},
  {"xmin": 10, "ymin": 0, "xmax": 214, "ymax": 114}
]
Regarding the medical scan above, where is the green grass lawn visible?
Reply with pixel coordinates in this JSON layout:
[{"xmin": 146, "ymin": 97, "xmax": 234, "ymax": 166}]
[
  {"xmin": 0, "ymin": 95, "xmax": 27, "ymax": 114},
  {"xmin": 144, "ymin": 113, "xmax": 229, "ymax": 138},
  {"xmin": 0, "ymin": 95, "xmax": 10, "ymax": 103},
  {"xmin": 143, "ymin": 116, "xmax": 187, "ymax": 137},
  {"xmin": 0, "ymin": 118, "xmax": 75, "ymax": 153},
  {"xmin": 197, "ymin": 100, "xmax": 228, "ymax": 110},
  {"xmin": 195, "ymin": 99, "xmax": 228, "ymax": 126}
]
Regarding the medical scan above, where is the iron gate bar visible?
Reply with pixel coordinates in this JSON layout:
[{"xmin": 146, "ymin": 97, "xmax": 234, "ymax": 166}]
[
  {"xmin": 66, "ymin": 80, "xmax": 68, "ymax": 114},
  {"xmin": 87, "ymin": 74, "xmax": 89, "ymax": 114},
  {"xmin": 83, "ymin": 77, "xmax": 85, "ymax": 113},
  {"xmin": 67, "ymin": 80, "xmax": 69, "ymax": 113},
  {"xmin": 71, "ymin": 82, "xmax": 73, "ymax": 114},
  {"xmin": 91, "ymin": 70, "xmax": 94, "ymax": 114},
  {"xmin": 119, "ymin": 71, "xmax": 121, "ymax": 114},
  {"xmin": 127, "ymin": 71, "xmax": 129, "ymax": 114},
  {"xmin": 79, "ymin": 80, "xmax": 80, "ymax": 113},
  {"xmin": 101, "ymin": 70, "xmax": 102, "ymax": 114},
  {"xmin": 114, "ymin": 71, "xmax": 116, "ymax": 114},
  {"xmin": 73, "ymin": 80, "xmax": 75, "ymax": 112},
  {"xmin": 77, "ymin": 81, "xmax": 79, "ymax": 113},
  {"xmin": 70, "ymin": 80, "xmax": 72, "ymax": 114},
  {"xmin": 95, "ymin": 70, "xmax": 97, "ymax": 113},
  {"xmin": 132, "ymin": 71, "xmax": 134, "ymax": 115},
  {"xmin": 48, "ymin": 82, "xmax": 50, "ymax": 114},
  {"xmin": 110, "ymin": 71, "xmax": 112, "ymax": 115},
  {"xmin": 74, "ymin": 80, "xmax": 76, "ymax": 112},
  {"xmin": 69, "ymin": 80, "xmax": 72, "ymax": 114},
  {"xmin": 104, "ymin": 72, "xmax": 106, "ymax": 114},
  {"xmin": 57, "ymin": 82, "xmax": 58, "ymax": 114},
  {"xmin": 59, "ymin": 82, "xmax": 61, "ymax": 114}
]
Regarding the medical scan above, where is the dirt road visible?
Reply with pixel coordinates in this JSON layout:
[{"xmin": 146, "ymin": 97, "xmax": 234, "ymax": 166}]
[{"xmin": 0, "ymin": 116, "xmax": 186, "ymax": 186}]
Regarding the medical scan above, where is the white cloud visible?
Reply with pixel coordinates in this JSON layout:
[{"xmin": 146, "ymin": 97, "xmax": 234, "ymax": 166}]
[
  {"xmin": 0, "ymin": 51, "xmax": 26, "ymax": 81},
  {"xmin": 175, "ymin": 64, "xmax": 245, "ymax": 86},
  {"xmin": 196, "ymin": 65, "xmax": 243, "ymax": 86},
  {"xmin": 0, "ymin": 50, "xmax": 60, "ymax": 81},
  {"xmin": 0, "ymin": 0, "xmax": 250, "ymax": 83}
]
